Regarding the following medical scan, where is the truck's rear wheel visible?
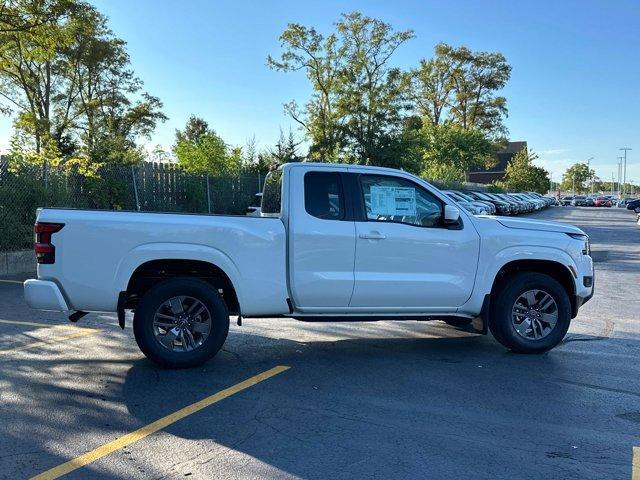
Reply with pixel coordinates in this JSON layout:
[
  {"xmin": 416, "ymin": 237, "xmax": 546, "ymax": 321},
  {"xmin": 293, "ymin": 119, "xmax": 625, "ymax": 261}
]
[
  {"xmin": 133, "ymin": 277, "xmax": 229, "ymax": 368},
  {"xmin": 489, "ymin": 272, "xmax": 571, "ymax": 353}
]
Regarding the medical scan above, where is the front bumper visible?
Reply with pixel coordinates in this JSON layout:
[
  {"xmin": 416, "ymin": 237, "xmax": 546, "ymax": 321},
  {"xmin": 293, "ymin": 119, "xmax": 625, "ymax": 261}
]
[
  {"xmin": 24, "ymin": 279, "xmax": 70, "ymax": 311},
  {"xmin": 573, "ymin": 256, "xmax": 594, "ymax": 316}
]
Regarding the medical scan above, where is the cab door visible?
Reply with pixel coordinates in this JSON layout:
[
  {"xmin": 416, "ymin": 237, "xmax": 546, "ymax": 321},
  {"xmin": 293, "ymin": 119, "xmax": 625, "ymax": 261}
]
[
  {"xmin": 349, "ymin": 173, "xmax": 480, "ymax": 310},
  {"xmin": 288, "ymin": 168, "xmax": 356, "ymax": 309}
]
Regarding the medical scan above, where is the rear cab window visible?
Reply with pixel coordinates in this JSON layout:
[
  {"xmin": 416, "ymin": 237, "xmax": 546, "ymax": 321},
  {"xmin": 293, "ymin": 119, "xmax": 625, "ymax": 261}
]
[
  {"xmin": 261, "ymin": 170, "xmax": 283, "ymax": 215},
  {"xmin": 304, "ymin": 171, "xmax": 345, "ymax": 220}
]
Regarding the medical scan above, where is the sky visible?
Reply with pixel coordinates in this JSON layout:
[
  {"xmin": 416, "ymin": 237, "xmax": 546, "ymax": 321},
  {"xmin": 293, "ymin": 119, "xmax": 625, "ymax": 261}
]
[{"xmin": 0, "ymin": 0, "xmax": 639, "ymax": 185}]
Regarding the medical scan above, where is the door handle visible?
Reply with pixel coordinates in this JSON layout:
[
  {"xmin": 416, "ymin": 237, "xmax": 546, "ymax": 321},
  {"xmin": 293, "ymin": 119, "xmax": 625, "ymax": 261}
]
[{"xmin": 359, "ymin": 232, "xmax": 386, "ymax": 240}]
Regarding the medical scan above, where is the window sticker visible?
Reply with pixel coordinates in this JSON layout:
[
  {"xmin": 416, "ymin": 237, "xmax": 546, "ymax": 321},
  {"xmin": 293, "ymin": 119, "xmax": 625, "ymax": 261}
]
[{"xmin": 370, "ymin": 186, "xmax": 417, "ymax": 217}]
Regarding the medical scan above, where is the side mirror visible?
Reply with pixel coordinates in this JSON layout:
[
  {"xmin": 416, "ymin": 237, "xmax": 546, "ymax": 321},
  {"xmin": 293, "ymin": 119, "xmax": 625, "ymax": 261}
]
[{"xmin": 444, "ymin": 204, "xmax": 460, "ymax": 224}]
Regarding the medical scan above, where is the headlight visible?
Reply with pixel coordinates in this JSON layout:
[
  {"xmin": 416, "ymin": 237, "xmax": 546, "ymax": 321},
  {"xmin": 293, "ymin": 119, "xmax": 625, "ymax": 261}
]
[{"xmin": 567, "ymin": 233, "xmax": 590, "ymax": 255}]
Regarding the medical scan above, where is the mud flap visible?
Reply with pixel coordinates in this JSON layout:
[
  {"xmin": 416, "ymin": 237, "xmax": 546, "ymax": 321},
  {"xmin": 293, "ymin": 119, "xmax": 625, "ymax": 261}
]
[
  {"xmin": 117, "ymin": 291, "xmax": 127, "ymax": 329},
  {"xmin": 471, "ymin": 294, "xmax": 490, "ymax": 335}
]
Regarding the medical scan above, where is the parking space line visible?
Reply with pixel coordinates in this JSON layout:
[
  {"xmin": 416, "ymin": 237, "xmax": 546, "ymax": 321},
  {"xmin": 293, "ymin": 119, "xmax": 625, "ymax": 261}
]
[
  {"xmin": 0, "ymin": 329, "xmax": 97, "ymax": 356},
  {"xmin": 30, "ymin": 365, "xmax": 291, "ymax": 480},
  {"xmin": 633, "ymin": 447, "xmax": 639, "ymax": 480},
  {"xmin": 0, "ymin": 279, "xmax": 23, "ymax": 284},
  {"xmin": 0, "ymin": 319, "xmax": 78, "ymax": 328}
]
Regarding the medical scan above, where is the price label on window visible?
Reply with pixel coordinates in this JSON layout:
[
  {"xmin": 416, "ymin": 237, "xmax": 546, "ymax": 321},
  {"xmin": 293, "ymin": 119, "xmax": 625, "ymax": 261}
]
[{"xmin": 370, "ymin": 186, "xmax": 417, "ymax": 217}]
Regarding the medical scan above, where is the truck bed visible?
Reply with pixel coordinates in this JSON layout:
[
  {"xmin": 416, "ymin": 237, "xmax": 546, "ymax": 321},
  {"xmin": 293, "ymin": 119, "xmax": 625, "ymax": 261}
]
[{"xmin": 35, "ymin": 208, "xmax": 289, "ymax": 316}]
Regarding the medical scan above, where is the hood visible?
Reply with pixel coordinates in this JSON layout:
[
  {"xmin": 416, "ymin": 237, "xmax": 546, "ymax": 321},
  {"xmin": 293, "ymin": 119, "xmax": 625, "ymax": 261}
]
[{"xmin": 495, "ymin": 217, "xmax": 586, "ymax": 235}]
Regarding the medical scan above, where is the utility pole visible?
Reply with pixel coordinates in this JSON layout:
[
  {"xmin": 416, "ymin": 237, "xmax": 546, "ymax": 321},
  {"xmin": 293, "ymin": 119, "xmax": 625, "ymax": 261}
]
[
  {"xmin": 586, "ymin": 157, "xmax": 594, "ymax": 194},
  {"xmin": 611, "ymin": 173, "xmax": 614, "ymax": 196},
  {"xmin": 617, "ymin": 156, "xmax": 624, "ymax": 196},
  {"xmin": 620, "ymin": 147, "xmax": 632, "ymax": 198}
]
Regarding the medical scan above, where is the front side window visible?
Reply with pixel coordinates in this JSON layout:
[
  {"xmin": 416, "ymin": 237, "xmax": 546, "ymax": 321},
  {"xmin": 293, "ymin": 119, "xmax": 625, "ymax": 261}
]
[
  {"xmin": 360, "ymin": 175, "xmax": 442, "ymax": 227},
  {"xmin": 304, "ymin": 171, "xmax": 345, "ymax": 220}
]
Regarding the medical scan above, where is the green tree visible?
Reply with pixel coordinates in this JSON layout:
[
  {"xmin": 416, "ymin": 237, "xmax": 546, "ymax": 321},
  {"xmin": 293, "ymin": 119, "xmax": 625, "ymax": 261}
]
[
  {"xmin": 269, "ymin": 128, "xmax": 302, "ymax": 163},
  {"xmin": 173, "ymin": 116, "xmax": 239, "ymax": 175},
  {"xmin": 418, "ymin": 123, "xmax": 496, "ymax": 182},
  {"xmin": 497, "ymin": 149, "xmax": 550, "ymax": 193},
  {"xmin": 267, "ymin": 21, "xmax": 345, "ymax": 161},
  {"xmin": 0, "ymin": 0, "xmax": 165, "ymax": 164},
  {"xmin": 410, "ymin": 46, "xmax": 457, "ymax": 127},
  {"xmin": 560, "ymin": 163, "xmax": 594, "ymax": 193},
  {"xmin": 411, "ymin": 43, "xmax": 511, "ymax": 136},
  {"xmin": 268, "ymin": 11, "xmax": 413, "ymax": 164}
]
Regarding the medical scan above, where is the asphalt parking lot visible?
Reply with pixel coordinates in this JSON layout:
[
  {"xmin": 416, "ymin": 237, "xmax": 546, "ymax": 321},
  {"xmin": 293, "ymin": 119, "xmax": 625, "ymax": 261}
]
[{"xmin": 1, "ymin": 206, "xmax": 639, "ymax": 480}]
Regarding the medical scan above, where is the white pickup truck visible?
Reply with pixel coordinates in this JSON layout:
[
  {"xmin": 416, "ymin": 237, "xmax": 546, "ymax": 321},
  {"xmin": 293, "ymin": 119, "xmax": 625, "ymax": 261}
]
[{"xmin": 24, "ymin": 163, "xmax": 594, "ymax": 367}]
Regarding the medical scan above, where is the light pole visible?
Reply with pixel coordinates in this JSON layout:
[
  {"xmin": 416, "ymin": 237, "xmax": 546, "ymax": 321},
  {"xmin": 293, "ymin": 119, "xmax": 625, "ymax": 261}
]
[
  {"xmin": 585, "ymin": 157, "xmax": 594, "ymax": 194},
  {"xmin": 611, "ymin": 172, "xmax": 614, "ymax": 196},
  {"xmin": 617, "ymin": 156, "xmax": 624, "ymax": 197},
  {"xmin": 620, "ymin": 147, "xmax": 632, "ymax": 197}
]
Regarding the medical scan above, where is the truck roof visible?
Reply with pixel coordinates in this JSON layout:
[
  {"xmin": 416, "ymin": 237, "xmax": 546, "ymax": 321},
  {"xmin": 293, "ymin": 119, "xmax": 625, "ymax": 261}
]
[{"xmin": 281, "ymin": 162, "xmax": 415, "ymax": 177}]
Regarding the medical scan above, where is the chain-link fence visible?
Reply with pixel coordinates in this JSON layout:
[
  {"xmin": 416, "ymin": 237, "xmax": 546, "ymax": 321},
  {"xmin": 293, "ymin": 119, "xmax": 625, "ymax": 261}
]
[
  {"xmin": 1, "ymin": 155, "xmax": 495, "ymax": 253},
  {"xmin": 0, "ymin": 158, "xmax": 264, "ymax": 252}
]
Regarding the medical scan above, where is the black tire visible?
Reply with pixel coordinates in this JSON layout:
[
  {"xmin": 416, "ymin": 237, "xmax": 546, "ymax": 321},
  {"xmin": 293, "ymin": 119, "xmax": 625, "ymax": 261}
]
[
  {"xmin": 443, "ymin": 318, "xmax": 473, "ymax": 328},
  {"xmin": 133, "ymin": 277, "xmax": 229, "ymax": 368},
  {"xmin": 489, "ymin": 272, "xmax": 571, "ymax": 354}
]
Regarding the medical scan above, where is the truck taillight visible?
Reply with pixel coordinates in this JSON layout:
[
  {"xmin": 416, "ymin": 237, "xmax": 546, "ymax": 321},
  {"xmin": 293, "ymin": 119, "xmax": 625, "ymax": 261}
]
[{"xmin": 34, "ymin": 222, "xmax": 64, "ymax": 264}]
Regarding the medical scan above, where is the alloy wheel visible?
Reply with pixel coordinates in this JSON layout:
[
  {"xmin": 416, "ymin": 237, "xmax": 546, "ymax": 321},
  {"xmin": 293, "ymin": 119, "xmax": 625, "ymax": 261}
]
[
  {"xmin": 152, "ymin": 296, "xmax": 212, "ymax": 352},
  {"xmin": 511, "ymin": 289, "xmax": 559, "ymax": 340}
]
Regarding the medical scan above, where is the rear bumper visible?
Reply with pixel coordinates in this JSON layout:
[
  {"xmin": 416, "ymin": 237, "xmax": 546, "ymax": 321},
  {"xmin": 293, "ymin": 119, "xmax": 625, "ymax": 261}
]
[{"xmin": 23, "ymin": 279, "xmax": 70, "ymax": 312}]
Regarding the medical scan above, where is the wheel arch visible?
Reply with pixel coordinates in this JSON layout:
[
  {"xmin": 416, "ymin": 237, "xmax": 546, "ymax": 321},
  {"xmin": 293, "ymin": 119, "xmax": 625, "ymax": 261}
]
[
  {"xmin": 490, "ymin": 259, "xmax": 578, "ymax": 317},
  {"xmin": 125, "ymin": 259, "xmax": 240, "ymax": 315},
  {"xmin": 115, "ymin": 243, "xmax": 243, "ymax": 317}
]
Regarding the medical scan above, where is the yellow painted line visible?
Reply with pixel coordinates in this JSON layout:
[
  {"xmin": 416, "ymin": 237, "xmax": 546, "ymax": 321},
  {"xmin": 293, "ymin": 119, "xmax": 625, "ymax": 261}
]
[
  {"xmin": 30, "ymin": 365, "xmax": 291, "ymax": 480},
  {"xmin": 633, "ymin": 447, "xmax": 639, "ymax": 480},
  {"xmin": 0, "ymin": 319, "xmax": 78, "ymax": 329},
  {"xmin": 0, "ymin": 329, "xmax": 97, "ymax": 356},
  {"xmin": 0, "ymin": 279, "xmax": 23, "ymax": 284}
]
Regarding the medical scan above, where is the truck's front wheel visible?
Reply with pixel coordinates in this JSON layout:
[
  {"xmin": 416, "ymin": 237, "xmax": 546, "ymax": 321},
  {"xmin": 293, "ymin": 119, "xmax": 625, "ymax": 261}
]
[
  {"xmin": 489, "ymin": 272, "xmax": 571, "ymax": 353},
  {"xmin": 133, "ymin": 277, "xmax": 229, "ymax": 368}
]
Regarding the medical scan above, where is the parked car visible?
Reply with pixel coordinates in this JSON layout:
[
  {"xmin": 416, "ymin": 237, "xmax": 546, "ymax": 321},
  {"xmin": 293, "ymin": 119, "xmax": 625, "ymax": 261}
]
[
  {"xmin": 24, "ymin": 162, "xmax": 594, "ymax": 367},
  {"xmin": 626, "ymin": 198, "xmax": 640, "ymax": 212},
  {"xmin": 502, "ymin": 193, "xmax": 533, "ymax": 213},
  {"xmin": 594, "ymin": 196, "xmax": 612, "ymax": 207},
  {"xmin": 571, "ymin": 196, "xmax": 588, "ymax": 206},
  {"xmin": 467, "ymin": 191, "xmax": 511, "ymax": 215},
  {"xmin": 444, "ymin": 191, "xmax": 491, "ymax": 215},
  {"xmin": 561, "ymin": 196, "xmax": 574, "ymax": 206},
  {"xmin": 490, "ymin": 193, "xmax": 522, "ymax": 214},
  {"xmin": 529, "ymin": 192, "xmax": 557, "ymax": 207},
  {"xmin": 451, "ymin": 190, "xmax": 496, "ymax": 215}
]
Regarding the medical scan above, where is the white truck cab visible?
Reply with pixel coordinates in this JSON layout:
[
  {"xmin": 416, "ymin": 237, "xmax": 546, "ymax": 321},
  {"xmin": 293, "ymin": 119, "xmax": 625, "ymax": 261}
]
[{"xmin": 25, "ymin": 163, "xmax": 594, "ymax": 367}]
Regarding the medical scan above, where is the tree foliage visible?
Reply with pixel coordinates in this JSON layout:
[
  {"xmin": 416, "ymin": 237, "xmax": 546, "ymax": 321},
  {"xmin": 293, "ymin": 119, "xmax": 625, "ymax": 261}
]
[
  {"xmin": 0, "ymin": 0, "xmax": 166, "ymax": 165},
  {"xmin": 268, "ymin": 12, "xmax": 413, "ymax": 165},
  {"xmin": 419, "ymin": 123, "xmax": 497, "ymax": 182},
  {"xmin": 411, "ymin": 43, "xmax": 511, "ymax": 136},
  {"xmin": 497, "ymin": 149, "xmax": 550, "ymax": 193},
  {"xmin": 560, "ymin": 163, "xmax": 595, "ymax": 193},
  {"xmin": 269, "ymin": 12, "xmax": 513, "ymax": 179},
  {"xmin": 173, "ymin": 116, "xmax": 239, "ymax": 175}
]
